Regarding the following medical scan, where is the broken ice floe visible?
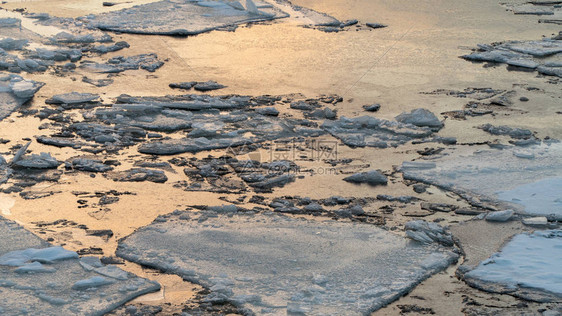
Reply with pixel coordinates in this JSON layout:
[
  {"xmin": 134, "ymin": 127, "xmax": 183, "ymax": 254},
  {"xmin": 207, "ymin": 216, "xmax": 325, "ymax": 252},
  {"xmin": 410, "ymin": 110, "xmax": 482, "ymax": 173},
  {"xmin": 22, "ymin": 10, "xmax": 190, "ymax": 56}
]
[
  {"xmin": 0, "ymin": 14, "xmax": 155, "ymax": 79},
  {"xmin": 405, "ymin": 220, "xmax": 454, "ymax": 246},
  {"xmin": 46, "ymin": 92, "xmax": 100, "ymax": 105},
  {"xmin": 461, "ymin": 229, "xmax": 562, "ymax": 302},
  {"xmin": 400, "ymin": 143, "xmax": 562, "ymax": 219},
  {"xmin": 0, "ymin": 216, "xmax": 160, "ymax": 315},
  {"xmin": 462, "ymin": 38, "xmax": 562, "ymax": 78},
  {"xmin": 84, "ymin": 0, "xmax": 295, "ymax": 36},
  {"xmin": 34, "ymin": 92, "xmax": 448, "ymax": 159},
  {"xmin": 0, "ymin": 74, "xmax": 44, "ymax": 121},
  {"xmin": 502, "ymin": 1, "xmax": 562, "ymax": 24},
  {"xmin": 116, "ymin": 211, "xmax": 458, "ymax": 315},
  {"xmin": 343, "ymin": 170, "xmax": 388, "ymax": 186},
  {"xmin": 322, "ymin": 114, "xmax": 445, "ymax": 149},
  {"xmin": 174, "ymin": 157, "xmax": 297, "ymax": 193}
]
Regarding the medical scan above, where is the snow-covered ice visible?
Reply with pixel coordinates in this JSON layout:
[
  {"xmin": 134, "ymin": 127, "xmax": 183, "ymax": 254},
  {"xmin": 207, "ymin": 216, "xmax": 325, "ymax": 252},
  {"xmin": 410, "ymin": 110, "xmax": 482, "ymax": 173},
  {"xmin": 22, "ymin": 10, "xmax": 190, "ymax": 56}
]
[{"xmin": 116, "ymin": 211, "xmax": 458, "ymax": 315}]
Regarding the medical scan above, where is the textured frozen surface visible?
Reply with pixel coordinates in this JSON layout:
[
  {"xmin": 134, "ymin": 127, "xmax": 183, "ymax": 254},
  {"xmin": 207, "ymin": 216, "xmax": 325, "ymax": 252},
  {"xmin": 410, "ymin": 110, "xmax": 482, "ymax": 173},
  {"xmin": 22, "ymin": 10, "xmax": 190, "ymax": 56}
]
[
  {"xmin": 464, "ymin": 230, "xmax": 562, "ymax": 302},
  {"xmin": 86, "ymin": 0, "xmax": 292, "ymax": 35},
  {"xmin": 400, "ymin": 143, "xmax": 562, "ymax": 217},
  {"xmin": 462, "ymin": 39, "xmax": 562, "ymax": 77},
  {"xmin": 0, "ymin": 216, "xmax": 160, "ymax": 315},
  {"xmin": 1, "ymin": 75, "xmax": 44, "ymax": 121},
  {"xmin": 117, "ymin": 211, "xmax": 458, "ymax": 315}
]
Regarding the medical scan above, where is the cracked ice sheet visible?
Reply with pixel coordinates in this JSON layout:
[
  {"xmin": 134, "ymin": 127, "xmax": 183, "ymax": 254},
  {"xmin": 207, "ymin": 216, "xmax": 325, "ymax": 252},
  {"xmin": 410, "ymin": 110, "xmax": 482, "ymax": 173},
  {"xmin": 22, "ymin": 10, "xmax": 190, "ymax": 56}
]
[
  {"xmin": 400, "ymin": 143, "xmax": 562, "ymax": 219},
  {"xmin": 116, "ymin": 211, "xmax": 458, "ymax": 315},
  {"xmin": 463, "ymin": 230, "xmax": 562, "ymax": 302},
  {"xmin": 0, "ymin": 216, "xmax": 160, "ymax": 316},
  {"xmin": 86, "ymin": 0, "xmax": 294, "ymax": 36}
]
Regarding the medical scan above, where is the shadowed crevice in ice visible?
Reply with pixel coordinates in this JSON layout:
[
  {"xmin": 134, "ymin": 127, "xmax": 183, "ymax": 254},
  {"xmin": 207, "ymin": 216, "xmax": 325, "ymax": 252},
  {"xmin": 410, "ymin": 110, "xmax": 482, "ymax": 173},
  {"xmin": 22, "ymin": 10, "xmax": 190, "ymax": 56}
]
[
  {"xmin": 116, "ymin": 211, "xmax": 458, "ymax": 315},
  {"xmin": 0, "ymin": 216, "xmax": 160, "ymax": 316},
  {"xmin": 399, "ymin": 143, "xmax": 562, "ymax": 218},
  {"xmin": 460, "ymin": 230, "xmax": 562, "ymax": 302},
  {"xmin": 84, "ymin": 0, "xmax": 324, "ymax": 36}
]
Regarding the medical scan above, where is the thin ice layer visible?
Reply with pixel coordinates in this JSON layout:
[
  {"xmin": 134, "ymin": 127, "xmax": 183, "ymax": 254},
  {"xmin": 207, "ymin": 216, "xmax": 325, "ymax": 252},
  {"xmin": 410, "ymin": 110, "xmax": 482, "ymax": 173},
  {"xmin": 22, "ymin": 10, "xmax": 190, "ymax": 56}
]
[
  {"xmin": 464, "ymin": 230, "xmax": 562, "ymax": 302},
  {"xmin": 0, "ymin": 216, "xmax": 160, "ymax": 316},
  {"xmin": 116, "ymin": 211, "xmax": 458, "ymax": 315}
]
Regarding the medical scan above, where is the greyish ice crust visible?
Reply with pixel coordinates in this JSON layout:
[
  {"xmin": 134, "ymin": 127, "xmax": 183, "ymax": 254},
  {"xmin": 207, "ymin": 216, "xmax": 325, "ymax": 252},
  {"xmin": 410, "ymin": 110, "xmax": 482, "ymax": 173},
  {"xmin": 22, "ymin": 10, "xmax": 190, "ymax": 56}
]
[
  {"xmin": 0, "ymin": 216, "xmax": 160, "ymax": 315},
  {"xmin": 400, "ymin": 143, "xmax": 562, "ymax": 218},
  {"xmin": 461, "ymin": 230, "xmax": 562, "ymax": 302},
  {"xmin": 116, "ymin": 211, "xmax": 458, "ymax": 315}
]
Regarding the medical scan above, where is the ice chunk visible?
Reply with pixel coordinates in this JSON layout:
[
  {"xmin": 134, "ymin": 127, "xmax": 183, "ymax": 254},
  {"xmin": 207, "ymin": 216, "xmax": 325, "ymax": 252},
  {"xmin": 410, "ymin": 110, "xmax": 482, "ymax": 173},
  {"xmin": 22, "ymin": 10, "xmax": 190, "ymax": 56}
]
[
  {"xmin": 0, "ymin": 216, "xmax": 160, "ymax": 315},
  {"xmin": 464, "ymin": 230, "xmax": 562, "ymax": 302},
  {"xmin": 14, "ymin": 261, "xmax": 56, "ymax": 273},
  {"xmin": 343, "ymin": 170, "xmax": 388, "ymax": 186},
  {"xmin": 1, "ymin": 75, "xmax": 44, "ymax": 121},
  {"xmin": 0, "ymin": 246, "xmax": 78, "ymax": 266},
  {"xmin": 13, "ymin": 152, "xmax": 61, "ymax": 169},
  {"xmin": 497, "ymin": 177, "xmax": 562, "ymax": 220},
  {"xmin": 72, "ymin": 276, "xmax": 115, "ymax": 290},
  {"xmin": 395, "ymin": 108, "xmax": 443, "ymax": 130},
  {"xmin": 522, "ymin": 216, "xmax": 548, "ymax": 226},
  {"xmin": 462, "ymin": 39, "xmax": 562, "ymax": 78},
  {"xmin": 400, "ymin": 144, "xmax": 562, "ymax": 216},
  {"xmin": 405, "ymin": 220, "xmax": 454, "ymax": 246},
  {"xmin": 87, "ymin": 0, "xmax": 289, "ymax": 35},
  {"xmin": 116, "ymin": 211, "xmax": 458, "ymax": 314},
  {"xmin": 485, "ymin": 210, "xmax": 514, "ymax": 222},
  {"xmin": 46, "ymin": 92, "xmax": 100, "ymax": 104}
]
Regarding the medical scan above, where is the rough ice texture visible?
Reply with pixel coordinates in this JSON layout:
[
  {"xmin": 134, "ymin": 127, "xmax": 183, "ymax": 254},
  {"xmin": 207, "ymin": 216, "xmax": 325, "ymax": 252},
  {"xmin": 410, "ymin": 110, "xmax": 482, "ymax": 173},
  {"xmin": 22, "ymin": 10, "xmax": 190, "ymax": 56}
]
[
  {"xmin": 502, "ymin": 2, "xmax": 562, "ymax": 25},
  {"xmin": 46, "ymin": 92, "xmax": 100, "ymax": 104},
  {"xmin": 343, "ymin": 170, "xmax": 388, "ymax": 186},
  {"xmin": 400, "ymin": 143, "xmax": 562, "ymax": 217},
  {"xmin": 117, "ymin": 211, "xmax": 458, "ymax": 315},
  {"xmin": 405, "ymin": 220, "xmax": 454, "ymax": 246},
  {"xmin": 86, "ymin": 0, "xmax": 292, "ymax": 35},
  {"xmin": 1, "ymin": 74, "xmax": 44, "ymax": 121},
  {"xmin": 462, "ymin": 39, "xmax": 562, "ymax": 78},
  {"xmin": 0, "ymin": 216, "xmax": 160, "ymax": 315},
  {"xmin": 395, "ymin": 108, "xmax": 443, "ymax": 130},
  {"xmin": 463, "ymin": 230, "xmax": 562, "ymax": 302},
  {"xmin": 322, "ymin": 115, "xmax": 435, "ymax": 149}
]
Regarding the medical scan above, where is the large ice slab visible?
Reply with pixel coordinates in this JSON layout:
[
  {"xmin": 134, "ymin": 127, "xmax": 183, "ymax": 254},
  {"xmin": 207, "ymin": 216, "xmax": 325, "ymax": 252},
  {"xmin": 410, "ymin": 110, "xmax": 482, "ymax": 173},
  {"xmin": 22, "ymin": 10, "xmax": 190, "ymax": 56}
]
[
  {"xmin": 86, "ymin": 0, "xmax": 293, "ymax": 36},
  {"xmin": 497, "ymin": 177, "xmax": 562, "ymax": 218},
  {"xmin": 400, "ymin": 143, "xmax": 562, "ymax": 219},
  {"xmin": 116, "ymin": 211, "xmax": 458, "ymax": 315},
  {"xmin": 463, "ymin": 230, "xmax": 562, "ymax": 302},
  {"xmin": 0, "ymin": 216, "xmax": 160, "ymax": 315}
]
